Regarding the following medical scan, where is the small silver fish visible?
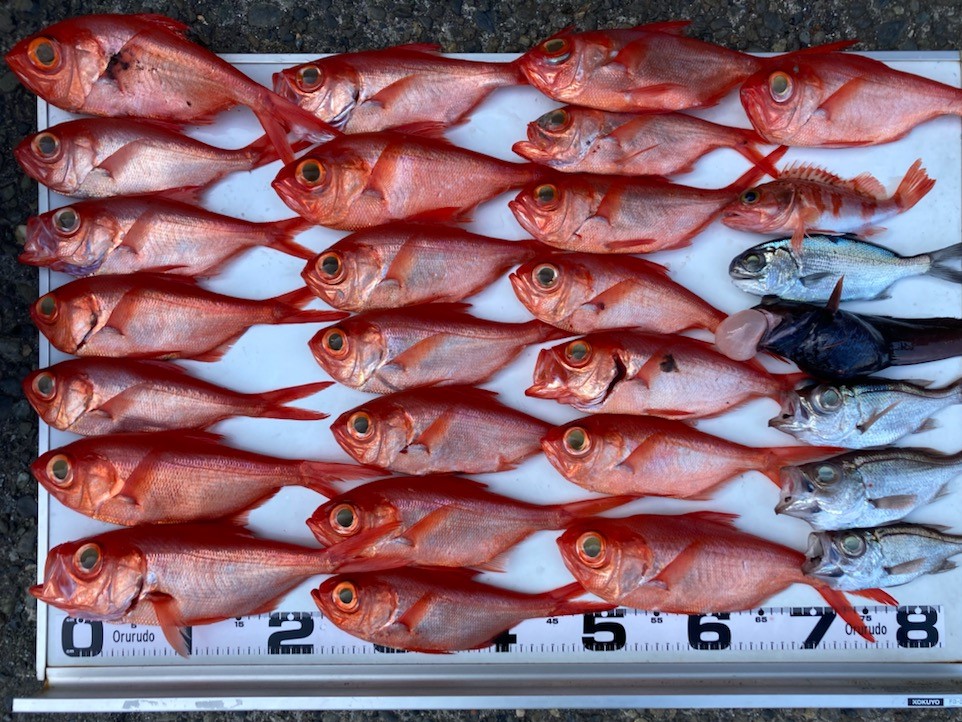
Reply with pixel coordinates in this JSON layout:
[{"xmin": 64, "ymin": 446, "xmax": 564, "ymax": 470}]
[
  {"xmin": 804, "ymin": 524, "xmax": 962, "ymax": 590},
  {"xmin": 729, "ymin": 234, "xmax": 962, "ymax": 302},
  {"xmin": 769, "ymin": 378, "xmax": 962, "ymax": 448},
  {"xmin": 777, "ymin": 449, "xmax": 962, "ymax": 530}
]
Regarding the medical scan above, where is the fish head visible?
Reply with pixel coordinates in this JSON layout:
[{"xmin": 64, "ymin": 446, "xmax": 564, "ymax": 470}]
[
  {"xmin": 29, "ymin": 283, "xmax": 105, "ymax": 355},
  {"xmin": 557, "ymin": 520, "xmax": 655, "ymax": 601},
  {"xmin": 720, "ymin": 180, "xmax": 797, "ymax": 234},
  {"xmin": 728, "ymin": 242, "xmax": 799, "ymax": 296},
  {"xmin": 331, "ymin": 400, "xmax": 410, "ymax": 469},
  {"xmin": 527, "ymin": 337, "xmax": 621, "ymax": 409},
  {"xmin": 509, "ymin": 255, "xmax": 592, "ymax": 326},
  {"xmin": 768, "ymin": 382, "xmax": 859, "ymax": 443},
  {"xmin": 777, "ymin": 458, "xmax": 864, "ymax": 524},
  {"xmin": 802, "ymin": 529, "xmax": 883, "ymax": 587},
  {"xmin": 509, "ymin": 178, "xmax": 595, "ymax": 246},
  {"xmin": 312, "ymin": 573, "xmax": 397, "ymax": 636},
  {"xmin": 22, "ymin": 363, "xmax": 96, "ymax": 430},
  {"xmin": 512, "ymin": 106, "xmax": 599, "ymax": 166},
  {"xmin": 272, "ymin": 59, "xmax": 360, "ymax": 130},
  {"xmin": 30, "ymin": 534, "xmax": 145, "ymax": 622},
  {"xmin": 518, "ymin": 31, "xmax": 601, "ymax": 101},
  {"xmin": 308, "ymin": 318, "xmax": 385, "ymax": 390},
  {"xmin": 30, "ymin": 444, "xmax": 119, "ymax": 516},
  {"xmin": 21, "ymin": 202, "xmax": 122, "ymax": 274},
  {"xmin": 307, "ymin": 490, "xmax": 398, "ymax": 548},
  {"xmin": 302, "ymin": 241, "xmax": 377, "ymax": 311},
  {"xmin": 541, "ymin": 417, "xmax": 623, "ymax": 482},
  {"xmin": 15, "ymin": 123, "xmax": 97, "ymax": 194},
  {"xmin": 272, "ymin": 146, "xmax": 370, "ymax": 227},
  {"xmin": 739, "ymin": 60, "xmax": 825, "ymax": 145}
]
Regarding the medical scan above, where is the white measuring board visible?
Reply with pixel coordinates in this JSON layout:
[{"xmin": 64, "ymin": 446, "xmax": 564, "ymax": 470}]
[{"xmin": 34, "ymin": 53, "xmax": 962, "ymax": 675}]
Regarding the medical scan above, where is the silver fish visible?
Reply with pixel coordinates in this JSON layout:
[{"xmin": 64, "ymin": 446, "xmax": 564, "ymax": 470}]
[
  {"xmin": 769, "ymin": 378, "xmax": 962, "ymax": 448},
  {"xmin": 729, "ymin": 234, "xmax": 962, "ymax": 302},
  {"xmin": 804, "ymin": 524, "xmax": 962, "ymax": 590},
  {"xmin": 777, "ymin": 449, "xmax": 962, "ymax": 530}
]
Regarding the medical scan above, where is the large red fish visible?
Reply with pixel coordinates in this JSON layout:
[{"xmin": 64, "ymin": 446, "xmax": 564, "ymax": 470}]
[
  {"xmin": 740, "ymin": 52, "xmax": 962, "ymax": 147},
  {"xmin": 30, "ymin": 522, "xmax": 383, "ymax": 656},
  {"xmin": 509, "ymin": 147, "xmax": 786, "ymax": 253},
  {"xmin": 541, "ymin": 415, "xmax": 840, "ymax": 498},
  {"xmin": 306, "ymin": 475, "xmax": 632, "ymax": 571},
  {"xmin": 23, "ymin": 358, "xmax": 332, "ymax": 435},
  {"xmin": 331, "ymin": 386, "xmax": 550, "ymax": 474},
  {"xmin": 32, "ymin": 431, "xmax": 383, "ymax": 525},
  {"xmin": 721, "ymin": 160, "xmax": 935, "ymax": 249},
  {"xmin": 273, "ymin": 45, "xmax": 524, "ymax": 133},
  {"xmin": 557, "ymin": 513, "xmax": 896, "ymax": 642},
  {"xmin": 513, "ymin": 106, "xmax": 779, "ymax": 177},
  {"xmin": 5, "ymin": 13, "xmax": 337, "ymax": 163},
  {"xmin": 527, "ymin": 332, "xmax": 803, "ymax": 418},
  {"xmin": 271, "ymin": 131, "xmax": 542, "ymax": 229},
  {"xmin": 312, "ymin": 568, "xmax": 612, "ymax": 653},
  {"xmin": 21, "ymin": 194, "xmax": 313, "ymax": 277},
  {"xmin": 303, "ymin": 224, "xmax": 542, "ymax": 312},
  {"xmin": 15, "ymin": 119, "xmax": 283, "ymax": 198},
  {"xmin": 309, "ymin": 303, "xmax": 567, "ymax": 393},
  {"xmin": 31, "ymin": 273, "xmax": 346, "ymax": 361},
  {"xmin": 509, "ymin": 253, "xmax": 725, "ymax": 335}
]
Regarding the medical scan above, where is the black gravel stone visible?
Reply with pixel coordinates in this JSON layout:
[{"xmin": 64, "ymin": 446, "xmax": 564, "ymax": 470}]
[{"xmin": 248, "ymin": 2, "xmax": 281, "ymax": 29}]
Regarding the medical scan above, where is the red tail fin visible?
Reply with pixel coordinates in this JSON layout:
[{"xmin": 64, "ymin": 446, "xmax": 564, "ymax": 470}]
[
  {"xmin": 522, "ymin": 320, "xmax": 572, "ymax": 345},
  {"xmin": 256, "ymin": 380, "xmax": 334, "ymax": 421},
  {"xmin": 254, "ymin": 90, "xmax": 340, "ymax": 165},
  {"xmin": 762, "ymin": 446, "xmax": 845, "ymax": 484},
  {"xmin": 267, "ymin": 217, "xmax": 316, "ymax": 260},
  {"xmin": 734, "ymin": 142, "xmax": 785, "ymax": 179},
  {"xmin": 297, "ymin": 460, "xmax": 386, "ymax": 496},
  {"xmin": 552, "ymin": 495, "xmax": 637, "ymax": 526},
  {"xmin": 815, "ymin": 585, "xmax": 876, "ymax": 642},
  {"xmin": 269, "ymin": 286, "xmax": 348, "ymax": 324},
  {"xmin": 853, "ymin": 587, "xmax": 899, "ymax": 606},
  {"xmin": 544, "ymin": 581, "xmax": 615, "ymax": 617},
  {"xmin": 893, "ymin": 159, "xmax": 935, "ymax": 211},
  {"xmin": 724, "ymin": 146, "xmax": 788, "ymax": 194}
]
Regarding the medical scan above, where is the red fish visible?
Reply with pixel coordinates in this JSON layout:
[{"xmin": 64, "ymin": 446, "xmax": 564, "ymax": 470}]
[
  {"xmin": 331, "ymin": 386, "xmax": 550, "ymax": 474},
  {"xmin": 23, "ymin": 358, "xmax": 332, "ymax": 435},
  {"xmin": 312, "ymin": 567, "xmax": 612, "ymax": 653},
  {"xmin": 509, "ymin": 147, "xmax": 786, "ymax": 253},
  {"xmin": 30, "ymin": 522, "xmax": 383, "ymax": 656},
  {"xmin": 527, "ymin": 332, "xmax": 803, "ymax": 418},
  {"xmin": 20, "ymin": 194, "xmax": 313, "ymax": 277},
  {"xmin": 5, "ymin": 13, "xmax": 337, "ymax": 163},
  {"xmin": 740, "ymin": 52, "xmax": 962, "ymax": 147},
  {"xmin": 32, "ymin": 431, "xmax": 383, "ymax": 525},
  {"xmin": 30, "ymin": 273, "xmax": 346, "ymax": 361},
  {"xmin": 557, "ymin": 513, "xmax": 896, "ymax": 642},
  {"xmin": 517, "ymin": 22, "xmax": 764, "ymax": 113},
  {"xmin": 303, "ymin": 223, "xmax": 542, "ymax": 312},
  {"xmin": 513, "ymin": 106, "xmax": 779, "ymax": 177},
  {"xmin": 271, "ymin": 131, "xmax": 542, "ymax": 229},
  {"xmin": 309, "ymin": 303, "xmax": 567, "ymax": 393},
  {"xmin": 15, "ymin": 118, "xmax": 284, "ymax": 198},
  {"xmin": 509, "ymin": 253, "xmax": 725, "ymax": 334},
  {"xmin": 273, "ymin": 45, "xmax": 524, "ymax": 133},
  {"xmin": 305, "ymin": 475, "xmax": 632, "ymax": 571},
  {"xmin": 541, "ymin": 415, "xmax": 840, "ymax": 498},
  {"xmin": 721, "ymin": 160, "xmax": 935, "ymax": 250}
]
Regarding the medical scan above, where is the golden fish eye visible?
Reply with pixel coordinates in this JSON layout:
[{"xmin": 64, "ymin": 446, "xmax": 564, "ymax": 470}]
[
  {"xmin": 297, "ymin": 64, "xmax": 323, "ymax": 91},
  {"xmin": 815, "ymin": 464, "xmax": 839, "ymax": 484},
  {"xmin": 542, "ymin": 37, "xmax": 571, "ymax": 64},
  {"xmin": 768, "ymin": 71, "xmax": 794, "ymax": 102},
  {"xmin": 73, "ymin": 543, "xmax": 102, "ymax": 576},
  {"xmin": 562, "ymin": 426, "xmax": 591, "ymax": 456},
  {"xmin": 46, "ymin": 454, "xmax": 73, "ymax": 486},
  {"xmin": 534, "ymin": 183, "xmax": 558, "ymax": 206},
  {"xmin": 53, "ymin": 207, "xmax": 80, "ymax": 235},
  {"xmin": 576, "ymin": 531, "xmax": 608, "ymax": 568},
  {"xmin": 347, "ymin": 411, "xmax": 373, "ymax": 440},
  {"xmin": 564, "ymin": 339, "xmax": 592, "ymax": 367},
  {"xmin": 32, "ymin": 372, "xmax": 56, "ymax": 400},
  {"xmin": 28, "ymin": 37, "xmax": 60, "ymax": 70},
  {"xmin": 323, "ymin": 328, "xmax": 349, "ymax": 357},
  {"xmin": 296, "ymin": 158, "xmax": 326, "ymax": 188},
  {"xmin": 330, "ymin": 503, "xmax": 359, "ymax": 535},
  {"xmin": 532, "ymin": 263, "xmax": 559, "ymax": 289},
  {"xmin": 740, "ymin": 189, "xmax": 760, "ymax": 205},
  {"xmin": 332, "ymin": 581, "xmax": 359, "ymax": 611},
  {"xmin": 838, "ymin": 533, "xmax": 866, "ymax": 557},
  {"xmin": 317, "ymin": 251, "xmax": 344, "ymax": 283},
  {"xmin": 32, "ymin": 132, "xmax": 60, "ymax": 160},
  {"xmin": 538, "ymin": 108, "xmax": 570, "ymax": 132}
]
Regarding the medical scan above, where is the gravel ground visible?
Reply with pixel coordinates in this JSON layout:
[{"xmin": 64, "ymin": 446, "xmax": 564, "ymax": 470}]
[{"xmin": 2, "ymin": 0, "xmax": 961, "ymax": 718}]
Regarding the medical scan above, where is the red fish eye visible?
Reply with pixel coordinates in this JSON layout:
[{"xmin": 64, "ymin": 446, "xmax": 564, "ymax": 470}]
[
  {"xmin": 768, "ymin": 71, "xmax": 794, "ymax": 102},
  {"xmin": 533, "ymin": 184, "xmax": 559, "ymax": 208},
  {"xmin": 316, "ymin": 251, "xmax": 345, "ymax": 283},
  {"xmin": 740, "ymin": 188, "xmax": 760, "ymax": 205},
  {"xmin": 73, "ymin": 543, "xmax": 102, "ymax": 577},
  {"xmin": 542, "ymin": 37, "xmax": 571, "ymax": 63},
  {"xmin": 31, "ymin": 372, "xmax": 56, "ymax": 401},
  {"xmin": 296, "ymin": 159, "xmax": 326, "ymax": 188},
  {"xmin": 35, "ymin": 293, "xmax": 58, "ymax": 320},
  {"xmin": 28, "ymin": 37, "xmax": 60, "ymax": 70},
  {"xmin": 46, "ymin": 454, "xmax": 73, "ymax": 486},
  {"xmin": 576, "ymin": 532, "xmax": 608, "ymax": 568},
  {"xmin": 332, "ymin": 581, "xmax": 359, "ymax": 612},
  {"xmin": 532, "ymin": 263, "xmax": 560, "ymax": 289},
  {"xmin": 538, "ymin": 108, "xmax": 571, "ymax": 132},
  {"xmin": 347, "ymin": 411, "xmax": 373, "ymax": 440},
  {"xmin": 32, "ymin": 132, "xmax": 61, "ymax": 160},
  {"xmin": 53, "ymin": 207, "xmax": 80, "ymax": 235},
  {"xmin": 562, "ymin": 427, "xmax": 591, "ymax": 456},
  {"xmin": 297, "ymin": 65, "xmax": 323, "ymax": 91},
  {"xmin": 322, "ymin": 328, "xmax": 349, "ymax": 357},
  {"xmin": 329, "ymin": 503, "xmax": 359, "ymax": 535},
  {"xmin": 564, "ymin": 340, "xmax": 592, "ymax": 367}
]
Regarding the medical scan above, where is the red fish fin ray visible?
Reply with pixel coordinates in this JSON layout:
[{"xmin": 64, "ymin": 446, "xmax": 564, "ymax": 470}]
[
  {"xmin": 241, "ymin": 132, "xmax": 286, "ymax": 169},
  {"xmin": 382, "ymin": 237, "xmax": 423, "ymax": 285},
  {"xmin": 190, "ymin": 334, "xmax": 245, "ymax": 363},
  {"xmin": 471, "ymin": 548, "xmax": 514, "ymax": 574},
  {"xmin": 790, "ymin": 224, "xmax": 806, "ymax": 255},
  {"xmin": 396, "ymin": 592, "xmax": 439, "ymax": 633},
  {"xmin": 633, "ymin": 20, "xmax": 691, "ymax": 35},
  {"xmin": 814, "ymin": 77, "xmax": 873, "ymax": 125},
  {"xmin": 605, "ymin": 238, "xmax": 668, "ymax": 252},
  {"xmin": 614, "ymin": 434, "xmax": 663, "ymax": 475},
  {"xmin": 268, "ymin": 217, "xmax": 316, "ymax": 259},
  {"xmin": 317, "ymin": 521, "xmax": 404, "ymax": 569},
  {"xmin": 784, "ymin": 39, "xmax": 859, "ymax": 55},
  {"xmin": 543, "ymin": 581, "xmax": 614, "ymax": 617},
  {"xmin": 368, "ymin": 76, "xmax": 435, "ymax": 112},
  {"xmin": 736, "ymin": 143, "xmax": 784, "ymax": 179},
  {"xmin": 98, "ymin": 140, "xmax": 169, "ymax": 179},
  {"xmin": 723, "ymin": 146, "xmax": 788, "ymax": 194},
  {"xmin": 93, "ymin": 386, "xmax": 149, "ymax": 422},
  {"xmin": 250, "ymin": 110, "xmax": 295, "ymax": 166},
  {"xmin": 894, "ymin": 159, "xmax": 935, "ymax": 211},
  {"xmin": 144, "ymin": 592, "xmax": 191, "ymax": 657},
  {"xmin": 157, "ymin": 187, "xmax": 205, "ymax": 205},
  {"xmin": 852, "ymin": 587, "xmax": 898, "ymax": 606},
  {"xmin": 406, "ymin": 207, "xmax": 473, "ymax": 224},
  {"xmin": 386, "ymin": 335, "xmax": 456, "ymax": 374},
  {"xmin": 134, "ymin": 14, "xmax": 191, "ymax": 33},
  {"xmin": 814, "ymin": 586, "xmax": 875, "ymax": 642},
  {"xmin": 298, "ymin": 460, "xmax": 384, "ymax": 493},
  {"xmin": 393, "ymin": 43, "xmax": 443, "ymax": 53},
  {"xmin": 622, "ymin": 255, "xmax": 671, "ymax": 277},
  {"xmin": 680, "ymin": 511, "xmax": 739, "ymax": 527},
  {"xmin": 633, "ymin": 348, "xmax": 671, "ymax": 388},
  {"xmin": 764, "ymin": 446, "xmax": 845, "ymax": 483},
  {"xmin": 398, "ymin": 507, "xmax": 458, "ymax": 545},
  {"xmin": 554, "ymin": 495, "xmax": 638, "ymax": 525},
  {"xmin": 412, "ymin": 410, "xmax": 458, "ymax": 451},
  {"xmin": 581, "ymin": 279, "xmax": 644, "ymax": 314},
  {"xmin": 257, "ymin": 381, "xmax": 333, "ymax": 421},
  {"xmin": 386, "ymin": 122, "xmax": 454, "ymax": 141},
  {"xmin": 648, "ymin": 542, "xmax": 703, "ymax": 591},
  {"xmin": 270, "ymin": 286, "xmax": 348, "ymax": 324},
  {"xmin": 258, "ymin": 91, "xmax": 341, "ymax": 146}
]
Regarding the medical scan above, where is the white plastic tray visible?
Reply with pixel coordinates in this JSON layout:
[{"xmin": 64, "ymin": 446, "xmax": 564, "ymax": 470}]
[{"xmin": 17, "ymin": 51, "xmax": 962, "ymax": 711}]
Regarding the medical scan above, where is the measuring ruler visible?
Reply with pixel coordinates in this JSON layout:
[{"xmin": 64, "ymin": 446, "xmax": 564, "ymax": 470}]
[{"xmin": 50, "ymin": 604, "xmax": 943, "ymax": 663}]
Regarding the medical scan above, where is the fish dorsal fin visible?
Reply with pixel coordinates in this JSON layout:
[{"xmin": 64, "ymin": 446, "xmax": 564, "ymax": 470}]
[
  {"xmin": 633, "ymin": 20, "xmax": 691, "ymax": 35},
  {"xmin": 622, "ymin": 255, "xmax": 671, "ymax": 278},
  {"xmin": 134, "ymin": 14, "xmax": 191, "ymax": 34},
  {"xmin": 391, "ymin": 43, "xmax": 443, "ymax": 54},
  {"xmin": 681, "ymin": 511, "xmax": 739, "ymax": 528},
  {"xmin": 780, "ymin": 164, "xmax": 887, "ymax": 198}
]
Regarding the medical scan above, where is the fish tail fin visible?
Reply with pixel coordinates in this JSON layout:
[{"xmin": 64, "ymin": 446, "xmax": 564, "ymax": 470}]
[
  {"xmin": 724, "ymin": 146, "xmax": 788, "ymax": 194},
  {"xmin": 505, "ymin": 55, "xmax": 531, "ymax": 84},
  {"xmin": 543, "ymin": 581, "xmax": 615, "ymax": 617},
  {"xmin": 242, "ymin": 132, "xmax": 286, "ymax": 168},
  {"xmin": 763, "ymin": 446, "xmax": 846, "ymax": 484},
  {"xmin": 815, "ymin": 585, "xmax": 876, "ymax": 642},
  {"xmin": 522, "ymin": 320, "xmax": 571, "ymax": 345},
  {"xmin": 893, "ymin": 159, "xmax": 935, "ymax": 211},
  {"xmin": 296, "ymin": 460, "xmax": 384, "ymax": 496},
  {"xmin": 926, "ymin": 242, "xmax": 962, "ymax": 284},
  {"xmin": 853, "ymin": 587, "xmax": 899, "ymax": 606},
  {"xmin": 256, "ymin": 381, "xmax": 334, "ymax": 420},
  {"xmin": 735, "ymin": 141, "xmax": 785, "ymax": 179},
  {"xmin": 267, "ymin": 217, "xmax": 316, "ymax": 260},
  {"xmin": 269, "ymin": 286, "xmax": 348, "ymax": 324},
  {"xmin": 551, "ymin": 495, "xmax": 638, "ymax": 526},
  {"xmin": 255, "ymin": 91, "xmax": 341, "ymax": 162}
]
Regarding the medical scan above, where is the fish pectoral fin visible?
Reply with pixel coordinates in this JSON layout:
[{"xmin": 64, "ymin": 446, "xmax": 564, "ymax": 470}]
[
  {"xmin": 411, "ymin": 411, "xmax": 457, "ymax": 451},
  {"xmin": 798, "ymin": 272, "xmax": 836, "ymax": 288},
  {"xmin": 868, "ymin": 494, "xmax": 918, "ymax": 511},
  {"xmin": 581, "ymin": 280, "xmax": 640, "ymax": 313},
  {"xmin": 366, "ymin": 76, "xmax": 424, "ymax": 111},
  {"xmin": 144, "ymin": 592, "xmax": 191, "ymax": 658},
  {"xmin": 381, "ymin": 239, "xmax": 421, "ymax": 286},
  {"xmin": 915, "ymin": 417, "xmax": 940, "ymax": 433},
  {"xmin": 395, "ymin": 593, "xmax": 438, "ymax": 634},
  {"xmin": 934, "ymin": 559, "xmax": 958, "ymax": 574},
  {"xmin": 399, "ymin": 507, "xmax": 457, "ymax": 544},
  {"xmin": 94, "ymin": 389, "xmax": 145, "ymax": 422},
  {"xmin": 614, "ymin": 435, "xmax": 664, "ymax": 475},
  {"xmin": 385, "ymin": 336, "xmax": 450, "ymax": 374},
  {"xmin": 634, "ymin": 348, "xmax": 674, "ymax": 388},
  {"xmin": 471, "ymin": 548, "xmax": 514, "ymax": 574},
  {"xmin": 190, "ymin": 333, "xmax": 246, "ymax": 363},
  {"xmin": 790, "ymin": 225, "xmax": 807, "ymax": 255},
  {"xmin": 855, "ymin": 401, "xmax": 900, "ymax": 434},
  {"xmin": 98, "ymin": 140, "xmax": 167, "ymax": 179},
  {"xmin": 884, "ymin": 558, "xmax": 928, "ymax": 577},
  {"xmin": 646, "ymin": 543, "xmax": 703, "ymax": 592}
]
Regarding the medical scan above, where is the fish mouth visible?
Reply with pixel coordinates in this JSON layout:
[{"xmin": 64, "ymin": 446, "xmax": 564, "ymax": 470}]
[
  {"xmin": 28, "ymin": 583, "xmax": 46, "ymax": 601},
  {"xmin": 511, "ymin": 140, "xmax": 550, "ymax": 164},
  {"xmin": 727, "ymin": 260, "xmax": 759, "ymax": 281},
  {"xmin": 768, "ymin": 392, "xmax": 806, "ymax": 432},
  {"xmin": 508, "ymin": 271, "xmax": 538, "ymax": 310},
  {"xmin": 508, "ymin": 198, "xmax": 540, "ymax": 239},
  {"xmin": 774, "ymin": 466, "xmax": 820, "ymax": 517},
  {"xmin": 801, "ymin": 532, "xmax": 842, "ymax": 578}
]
